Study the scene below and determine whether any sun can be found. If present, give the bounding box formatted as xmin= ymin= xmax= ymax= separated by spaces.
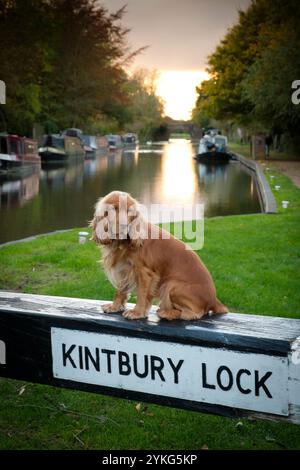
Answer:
xmin=156 ymin=70 xmax=210 ymax=121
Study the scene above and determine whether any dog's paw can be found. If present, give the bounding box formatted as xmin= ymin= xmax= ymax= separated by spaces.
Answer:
xmin=123 ymin=308 xmax=147 ymax=320
xmin=101 ymin=303 xmax=125 ymax=313
xmin=157 ymin=308 xmax=182 ymax=320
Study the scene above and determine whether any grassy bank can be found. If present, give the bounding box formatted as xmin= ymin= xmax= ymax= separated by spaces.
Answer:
xmin=0 ymin=169 xmax=300 ymax=449
xmin=229 ymin=141 xmax=300 ymax=161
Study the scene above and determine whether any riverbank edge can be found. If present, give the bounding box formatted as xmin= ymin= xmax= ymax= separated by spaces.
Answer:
xmin=232 ymin=153 xmax=277 ymax=214
xmin=0 ymin=229 xmax=72 ymax=249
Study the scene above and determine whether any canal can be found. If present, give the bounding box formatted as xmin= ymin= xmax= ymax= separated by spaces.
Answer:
xmin=0 ymin=139 xmax=261 ymax=244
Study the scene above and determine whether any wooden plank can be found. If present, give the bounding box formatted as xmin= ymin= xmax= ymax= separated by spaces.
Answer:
xmin=1 ymin=291 xmax=299 ymax=354
xmin=0 ymin=291 xmax=300 ymax=424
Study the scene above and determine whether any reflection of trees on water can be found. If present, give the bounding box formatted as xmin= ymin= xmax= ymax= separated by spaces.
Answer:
xmin=0 ymin=142 xmax=261 ymax=244
xmin=41 ymin=160 xmax=84 ymax=190
xmin=196 ymin=162 xmax=260 ymax=217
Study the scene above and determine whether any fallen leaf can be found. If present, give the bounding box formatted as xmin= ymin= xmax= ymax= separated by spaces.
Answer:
xmin=18 ymin=385 xmax=26 ymax=396
xmin=135 ymin=403 xmax=141 ymax=412
xmin=201 ymin=444 xmax=209 ymax=450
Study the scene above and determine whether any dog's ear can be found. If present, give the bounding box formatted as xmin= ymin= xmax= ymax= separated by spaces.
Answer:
xmin=89 ymin=215 xmax=112 ymax=245
xmin=89 ymin=217 xmax=98 ymax=242
xmin=128 ymin=204 xmax=147 ymax=248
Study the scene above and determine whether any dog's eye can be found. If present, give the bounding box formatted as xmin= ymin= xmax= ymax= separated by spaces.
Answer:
xmin=104 ymin=211 xmax=108 ymax=217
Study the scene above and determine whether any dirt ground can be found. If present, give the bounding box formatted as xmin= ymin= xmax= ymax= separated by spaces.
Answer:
xmin=261 ymin=161 xmax=300 ymax=189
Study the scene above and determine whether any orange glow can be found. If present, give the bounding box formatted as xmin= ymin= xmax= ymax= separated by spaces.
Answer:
xmin=156 ymin=70 xmax=209 ymax=121
xmin=160 ymin=139 xmax=197 ymax=204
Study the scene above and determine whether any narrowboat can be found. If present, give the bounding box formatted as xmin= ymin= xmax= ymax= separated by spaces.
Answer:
xmin=106 ymin=134 xmax=123 ymax=150
xmin=0 ymin=134 xmax=40 ymax=173
xmin=39 ymin=134 xmax=85 ymax=162
xmin=62 ymin=128 xmax=83 ymax=139
xmin=122 ymin=133 xmax=139 ymax=147
xmin=82 ymin=135 xmax=97 ymax=158
xmin=194 ymin=132 xmax=231 ymax=163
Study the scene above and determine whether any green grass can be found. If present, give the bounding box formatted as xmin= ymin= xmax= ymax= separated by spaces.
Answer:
xmin=0 ymin=169 xmax=300 ymax=449
xmin=229 ymin=142 xmax=251 ymax=158
xmin=170 ymin=133 xmax=191 ymax=139
xmin=229 ymin=141 xmax=300 ymax=161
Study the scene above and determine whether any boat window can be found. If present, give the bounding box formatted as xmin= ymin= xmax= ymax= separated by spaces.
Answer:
xmin=0 ymin=137 xmax=7 ymax=154
xmin=53 ymin=136 xmax=64 ymax=149
xmin=43 ymin=135 xmax=51 ymax=146
xmin=9 ymin=139 xmax=20 ymax=154
xmin=44 ymin=135 xmax=64 ymax=149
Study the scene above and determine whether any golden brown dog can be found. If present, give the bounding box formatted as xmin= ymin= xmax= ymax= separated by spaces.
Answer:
xmin=90 ymin=190 xmax=228 ymax=321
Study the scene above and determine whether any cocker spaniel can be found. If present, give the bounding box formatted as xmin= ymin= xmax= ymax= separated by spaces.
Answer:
xmin=90 ymin=190 xmax=228 ymax=321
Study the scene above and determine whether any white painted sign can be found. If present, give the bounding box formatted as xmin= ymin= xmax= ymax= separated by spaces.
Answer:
xmin=51 ymin=328 xmax=289 ymax=416
xmin=0 ymin=80 xmax=5 ymax=104
xmin=0 ymin=340 xmax=5 ymax=365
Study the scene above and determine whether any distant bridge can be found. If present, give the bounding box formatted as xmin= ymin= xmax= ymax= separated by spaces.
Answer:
xmin=166 ymin=120 xmax=202 ymax=139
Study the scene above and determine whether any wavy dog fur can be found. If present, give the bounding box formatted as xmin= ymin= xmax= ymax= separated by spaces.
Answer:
xmin=90 ymin=190 xmax=228 ymax=320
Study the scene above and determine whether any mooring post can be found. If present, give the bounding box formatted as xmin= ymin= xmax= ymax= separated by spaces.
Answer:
xmin=0 ymin=291 xmax=299 ymax=424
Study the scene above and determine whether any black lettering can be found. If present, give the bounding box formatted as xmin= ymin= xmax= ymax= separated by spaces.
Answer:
xmin=255 ymin=370 xmax=272 ymax=398
xmin=133 ymin=353 xmax=149 ymax=378
xmin=62 ymin=343 xmax=77 ymax=368
xmin=84 ymin=347 xmax=100 ymax=371
xmin=202 ymin=363 xmax=216 ymax=389
xmin=236 ymin=369 xmax=251 ymax=394
xmin=167 ymin=358 xmax=184 ymax=384
xmin=102 ymin=349 xmax=116 ymax=373
xmin=118 ymin=351 xmax=131 ymax=375
xmin=217 ymin=366 xmax=233 ymax=391
xmin=150 ymin=355 xmax=165 ymax=381
xmin=78 ymin=345 xmax=84 ymax=369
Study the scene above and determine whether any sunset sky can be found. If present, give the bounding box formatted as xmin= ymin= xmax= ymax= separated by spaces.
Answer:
xmin=102 ymin=0 xmax=252 ymax=120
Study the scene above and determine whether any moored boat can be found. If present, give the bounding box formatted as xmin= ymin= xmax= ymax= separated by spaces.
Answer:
xmin=194 ymin=132 xmax=231 ymax=163
xmin=106 ymin=134 xmax=123 ymax=150
xmin=39 ymin=134 xmax=85 ymax=162
xmin=122 ymin=133 xmax=139 ymax=147
xmin=0 ymin=134 xmax=40 ymax=173
xmin=82 ymin=135 xmax=97 ymax=158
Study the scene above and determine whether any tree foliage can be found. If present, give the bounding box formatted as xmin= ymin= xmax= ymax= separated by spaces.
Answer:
xmin=192 ymin=0 xmax=300 ymax=149
xmin=0 ymin=0 xmax=162 ymax=136
xmin=124 ymin=69 xmax=164 ymax=139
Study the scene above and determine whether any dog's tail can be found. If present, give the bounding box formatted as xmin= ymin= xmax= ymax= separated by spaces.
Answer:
xmin=212 ymin=299 xmax=229 ymax=314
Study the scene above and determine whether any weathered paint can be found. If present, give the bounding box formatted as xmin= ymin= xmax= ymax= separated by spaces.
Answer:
xmin=0 ymin=291 xmax=300 ymax=423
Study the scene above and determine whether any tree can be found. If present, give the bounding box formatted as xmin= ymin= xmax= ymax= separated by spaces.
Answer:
xmin=192 ymin=0 xmax=300 ymax=150
xmin=123 ymin=69 xmax=165 ymax=139
xmin=0 ymin=0 xmax=50 ymax=134
xmin=193 ymin=0 xmax=269 ymax=124
xmin=0 ymin=0 xmax=147 ymax=135
xmin=242 ymin=8 xmax=300 ymax=149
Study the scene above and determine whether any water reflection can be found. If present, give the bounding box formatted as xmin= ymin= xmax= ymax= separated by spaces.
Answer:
xmin=0 ymin=140 xmax=261 ymax=244
xmin=0 ymin=169 xmax=39 ymax=209
xmin=196 ymin=161 xmax=261 ymax=216
xmin=160 ymin=139 xmax=197 ymax=204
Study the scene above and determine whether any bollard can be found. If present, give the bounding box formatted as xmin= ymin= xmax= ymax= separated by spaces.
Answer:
xmin=78 ymin=231 xmax=89 ymax=244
